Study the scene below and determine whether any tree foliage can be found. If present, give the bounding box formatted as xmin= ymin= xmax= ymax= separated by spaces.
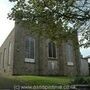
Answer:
xmin=8 ymin=0 xmax=90 ymax=47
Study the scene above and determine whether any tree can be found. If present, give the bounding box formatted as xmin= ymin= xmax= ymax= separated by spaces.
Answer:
xmin=8 ymin=0 xmax=90 ymax=47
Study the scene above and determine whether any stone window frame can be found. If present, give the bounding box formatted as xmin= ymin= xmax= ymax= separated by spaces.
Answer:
xmin=3 ymin=48 xmax=7 ymax=68
xmin=47 ymin=40 xmax=57 ymax=59
xmin=0 ymin=52 xmax=2 ymax=65
xmin=65 ymin=41 xmax=74 ymax=66
xmin=8 ymin=42 xmax=12 ymax=65
xmin=24 ymin=36 xmax=35 ymax=63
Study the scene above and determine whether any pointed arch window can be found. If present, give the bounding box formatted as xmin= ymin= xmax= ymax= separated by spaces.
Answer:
xmin=3 ymin=48 xmax=6 ymax=68
xmin=66 ymin=43 xmax=74 ymax=65
xmin=48 ymin=42 xmax=56 ymax=58
xmin=0 ymin=52 xmax=2 ymax=65
xmin=25 ymin=37 xmax=35 ymax=63
xmin=8 ymin=43 xmax=12 ymax=65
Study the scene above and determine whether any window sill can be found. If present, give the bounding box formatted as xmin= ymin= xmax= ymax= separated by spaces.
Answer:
xmin=67 ymin=62 xmax=74 ymax=66
xmin=25 ymin=58 xmax=35 ymax=63
xmin=48 ymin=57 xmax=57 ymax=60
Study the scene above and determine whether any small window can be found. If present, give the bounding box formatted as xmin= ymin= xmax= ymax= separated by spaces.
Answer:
xmin=25 ymin=37 xmax=35 ymax=63
xmin=8 ymin=43 xmax=12 ymax=65
xmin=3 ymin=48 xmax=7 ymax=68
xmin=0 ymin=52 xmax=2 ymax=65
xmin=66 ymin=43 xmax=74 ymax=65
xmin=48 ymin=42 xmax=56 ymax=58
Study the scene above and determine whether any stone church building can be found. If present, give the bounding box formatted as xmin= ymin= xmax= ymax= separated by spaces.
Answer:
xmin=0 ymin=23 xmax=80 ymax=76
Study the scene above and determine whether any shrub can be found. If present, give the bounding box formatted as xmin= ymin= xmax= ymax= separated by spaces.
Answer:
xmin=71 ymin=77 xmax=90 ymax=84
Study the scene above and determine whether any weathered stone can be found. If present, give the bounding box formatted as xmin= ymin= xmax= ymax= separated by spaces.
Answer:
xmin=0 ymin=23 xmax=80 ymax=76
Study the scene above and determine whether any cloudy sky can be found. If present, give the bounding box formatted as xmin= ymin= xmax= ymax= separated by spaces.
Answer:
xmin=0 ymin=0 xmax=90 ymax=58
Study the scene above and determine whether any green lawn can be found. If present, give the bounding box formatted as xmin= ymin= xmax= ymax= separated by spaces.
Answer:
xmin=0 ymin=76 xmax=72 ymax=89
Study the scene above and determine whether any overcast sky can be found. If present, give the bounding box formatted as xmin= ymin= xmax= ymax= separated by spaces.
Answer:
xmin=0 ymin=0 xmax=14 ymax=46
xmin=0 ymin=0 xmax=90 ymax=58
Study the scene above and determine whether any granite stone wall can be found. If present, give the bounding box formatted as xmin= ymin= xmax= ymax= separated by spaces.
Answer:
xmin=0 ymin=29 xmax=15 ymax=76
xmin=0 ymin=23 xmax=80 ymax=76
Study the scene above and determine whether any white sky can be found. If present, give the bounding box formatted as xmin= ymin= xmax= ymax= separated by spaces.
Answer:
xmin=0 ymin=0 xmax=14 ymax=46
xmin=0 ymin=0 xmax=90 ymax=59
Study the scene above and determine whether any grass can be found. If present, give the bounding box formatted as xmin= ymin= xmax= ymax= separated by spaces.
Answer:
xmin=0 ymin=76 xmax=72 ymax=89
